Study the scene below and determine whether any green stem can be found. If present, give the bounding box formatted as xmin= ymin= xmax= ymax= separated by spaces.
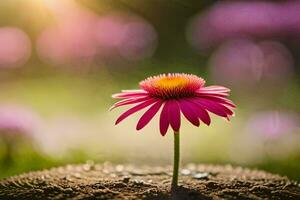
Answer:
xmin=172 ymin=130 xmax=180 ymax=190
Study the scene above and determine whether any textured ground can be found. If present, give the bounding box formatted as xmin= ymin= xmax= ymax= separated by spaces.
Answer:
xmin=0 ymin=162 xmax=300 ymax=200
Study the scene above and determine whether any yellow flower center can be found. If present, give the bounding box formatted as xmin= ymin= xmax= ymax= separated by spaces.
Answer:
xmin=140 ymin=73 xmax=205 ymax=99
xmin=155 ymin=77 xmax=189 ymax=90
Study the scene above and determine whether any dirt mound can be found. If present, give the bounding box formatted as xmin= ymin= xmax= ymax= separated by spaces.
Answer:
xmin=0 ymin=163 xmax=299 ymax=199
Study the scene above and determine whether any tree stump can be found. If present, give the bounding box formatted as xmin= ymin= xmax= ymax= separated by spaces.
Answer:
xmin=0 ymin=163 xmax=299 ymax=199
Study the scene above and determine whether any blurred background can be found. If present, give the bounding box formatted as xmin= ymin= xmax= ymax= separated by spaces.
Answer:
xmin=0 ymin=0 xmax=299 ymax=180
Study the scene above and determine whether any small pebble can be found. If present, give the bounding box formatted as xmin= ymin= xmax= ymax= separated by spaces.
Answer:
xmin=193 ymin=172 xmax=209 ymax=180
xmin=133 ymin=180 xmax=145 ymax=186
xmin=181 ymin=169 xmax=191 ymax=176
xmin=116 ymin=165 xmax=124 ymax=172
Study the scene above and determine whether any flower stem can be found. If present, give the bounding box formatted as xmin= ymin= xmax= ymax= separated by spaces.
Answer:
xmin=172 ymin=130 xmax=180 ymax=190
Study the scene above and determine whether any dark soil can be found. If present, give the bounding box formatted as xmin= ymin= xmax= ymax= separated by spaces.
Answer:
xmin=0 ymin=163 xmax=299 ymax=200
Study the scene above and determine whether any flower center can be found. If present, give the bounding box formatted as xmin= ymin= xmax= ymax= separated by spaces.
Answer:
xmin=140 ymin=73 xmax=205 ymax=99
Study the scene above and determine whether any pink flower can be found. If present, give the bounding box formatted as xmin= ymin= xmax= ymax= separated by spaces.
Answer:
xmin=111 ymin=73 xmax=236 ymax=136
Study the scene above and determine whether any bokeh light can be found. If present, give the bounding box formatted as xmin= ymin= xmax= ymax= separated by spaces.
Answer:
xmin=0 ymin=27 xmax=31 ymax=69
xmin=187 ymin=1 xmax=300 ymax=50
xmin=0 ymin=104 xmax=40 ymax=166
xmin=246 ymin=111 xmax=299 ymax=140
xmin=209 ymin=39 xmax=294 ymax=88
xmin=37 ymin=18 xmax=98 ymax=65
xmin=0 ymin=105 xmax=39 ymax=136
xmin=95 ymin=13 xmax=157 ymax=61
xmin=230 ymin=111 xmax=300 ymax=164
xmin=37 ymin=0 xmax=157 ymax=67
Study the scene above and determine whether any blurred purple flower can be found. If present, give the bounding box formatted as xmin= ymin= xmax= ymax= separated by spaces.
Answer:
xmin=188 ymin=1 xmax=300 ymax=50
xmin=230 ymin=111 xmax=300 ymax=163
xmin=0 ymin=27 xmax=31 ymax=69
xmin=95 ymin=14 xmax=157 ymax=61
xmin=209 ymin=39 xmax=293 ymax=87
xmin=246 ymin=111 xmax=300 ymax=139
xmin=0 ymin=105 xmax=38 ymax=136
xmin=37 ymin=1 xmax=157 ymax=66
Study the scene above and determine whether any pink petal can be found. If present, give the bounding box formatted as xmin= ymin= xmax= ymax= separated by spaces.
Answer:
xmin=121 ymin=89 xmax=146 ymax=93
xmin=196 ymin=96 xmax=236 ymax=108
xmin=115 ymin=98 xmax=157 ymax=125
xmin=195 ymin=98 xmax=233 ymax=118
xmin=168 ymin=100 xmax=181 ymax=131
xmin=136 ymin=100 xmax=163 ymax=130
xmin=196 ymin=106 xmax=211 ymax=125
xmin=194 ymin=99 xmax=226 ymax=117
xmin=187 ymin=100 xmax=211 ymax=125
xmin=196 ymin=91 xmax=229 ymax=97
xmin=205 ymin=99 xmax=234 ymax=116
xmin=112 ymin=90 xmax=148 ymax=99
xmin=110 ymin=96 xmax=151 ymax=110
xmin=200 ymin=86 xmax=230 ymax=92
xmin=160 ymin=102 xmax=170 ymax=136
xmin=196 ymin=86 xmax=230 ymax=97
xmin=178 ymin=100 xmax=200 ymax=127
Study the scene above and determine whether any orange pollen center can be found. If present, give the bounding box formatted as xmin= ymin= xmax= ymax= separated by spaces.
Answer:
xmin=140 ymin=73 xmax=205 ymax=99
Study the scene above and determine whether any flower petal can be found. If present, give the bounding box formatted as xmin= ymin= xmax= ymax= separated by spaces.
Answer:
xmin=195 ymin=98 xmax=234 ymax=118
xmin=115 ymin=98 xmax=157 ymax=125
xmin=196 ymin=91 xmax=229 ymax=97
xmin=196 ymin=86 xmax=230 ymax=97
xmin=112 ymin=90 xmax=148 ymax=99
xmin=200 ymin=85 xmax=230 ymax=92
xmin=110 ymin=96 xmax=151 ymax=110
xmin=203 ymin=99 xmax=234 ymax=116
xmin=187 ymin=100 xmax=211 ymax=125
xmin=121 ymin=89 xmax=146 ymax=93
xmin=196 ymin=96 xmax=236 ymax=108
xmin=168 ymin=100 xmax=181 ymax=131
xmin=160 ymin=102 xmax=170 ymax=136
xmin=136 ymin=100 xmax=163 ymax=130
xmin=178 ymin=100 xmax=200 ymax=127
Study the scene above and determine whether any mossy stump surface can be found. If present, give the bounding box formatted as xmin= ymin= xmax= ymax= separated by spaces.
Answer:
xmin=0 ymin=163 xmax=299 ymax=199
